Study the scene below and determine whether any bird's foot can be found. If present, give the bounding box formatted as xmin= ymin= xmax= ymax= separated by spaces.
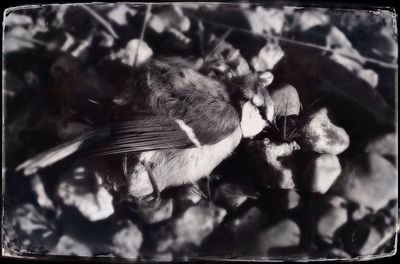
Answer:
xmin=137 ymin=192 xmax=162 ymax=211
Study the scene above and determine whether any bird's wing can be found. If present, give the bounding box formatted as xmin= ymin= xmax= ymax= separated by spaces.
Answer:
xmin=15 ymin=115 xmax=196 ymax=175
xmin=92 ymin=115 xmax=196 ymax=156
xmin=93 ymin=102 xmax=241 ymax=156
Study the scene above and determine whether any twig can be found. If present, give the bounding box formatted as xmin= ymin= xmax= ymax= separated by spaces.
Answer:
xmin=189 ymin=14 xmax=397 ymax=69
xmin=82 ymin=5 xmax=119 ymax=39
xmin=205 ymin=28 xmax=232 ymax=60
xmin=8 ymin=34 xmax=54 ymax=49
xmin=133 ymin=3 xmax=152 ymax=68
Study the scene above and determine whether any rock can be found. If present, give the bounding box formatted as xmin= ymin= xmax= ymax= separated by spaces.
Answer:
xmin=286 ymin=189 xmax=301 ymax=210
xmin=225 ymin=206 xmax=266 ymax=242
xmin=332 ymin=153 xmax=397 ymax=212
xmin=299 ymin=108 xmax=350 ymax=155
xmin=107 ymin=4 xmax=137 ymax=26
xmin=357 ymin=69 xmax=379 ymax=88
xmin=213 ymin=183 xmax=258 ymax=210
xmin=139 ymin=198 xmax=174 ymax=224
xmin=358 ymin=227 xmax=384 ymax=256
xmin=11 ymin=203 xmax=58 ymax=252
xmin=304 ymin=154 xmax=342 ymax=194
xmin=126 ymin=161 xmax=154 ymax=198
xmin=271 ymin=84 xmax=301 ymax=117
xmin=365 ymin=133 xmax=397 ymax=161
xmin=292 ymin=10 xmax=330 ymax=32
xmin=109 ymin=39 xmax=153 ymax=67
xmin=250 ymin=42 xmax=285 ymax=71
xmin=178 ymin=184 xmax=203 ymax=206
xmin=317 ymin=196 xmax=348 ymax=243
xmin=57 ymin=168 xmax=114 ymax=221
xmin=150 ymin=5 xmax=190 ymax=33
xmin=110 ymin=220 xmax=143 ymax=259
xmin=247 ymin=140 xmax=300 ymax=189
xmin=244 ymin=7 xmax=286 ymax=34
xmin=252 ymin=219 xmax=301 ymax=256
xmin=152 ymin=202 xmax=226 ymax=253
xmin=51 ymin=235 xmax=92 ymax=257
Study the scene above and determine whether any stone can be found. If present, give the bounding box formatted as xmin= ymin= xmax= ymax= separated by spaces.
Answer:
xmin=271 ymin=84 xmax=301 ymax=117
xmin=358 ymin=227 xmax=385 ymax=256
xmin=365 ymin=133 xmax=397 ymax=160
xmin=244 ymin=7 xmax=286 ymax=34
xmin=150 ymin=5 xmax=190 ymax=33
xmin=332 ymin=153 xmax=397 ymax=212
xmin=110 ymin=220 xmax=143 ymax=259
xmin=250 ymin=42 xmax=285 ymax=71
xmin=213 ymin=183 xmax=258 ymax=210
xmin=304 ymin=154 xmax=342 ymax=194
xmin=139 ymin=198 xmax=174 ymax=224
xmin=317 ymin=196 xmax=348 ymax=243
xmin=126 ymin=162 xmax=154 ymax=198
xmin=252 ymin=219 xmax=301 ymax=256
xmin=286 ymin=189 xmax=301 ymax=210
xmin=247 ymin=140 xmax=300 ymax=189
xmin=299 ymin=108 xmax=350 ymax=155
xmin=225 ymin=206 xmax=266 ymax=242
xmin=107 ymin=4 xmax=137 ymax=26
xmin=10 ymin=203 xmax=58 ymax=252
xmin=50 ymin=235 xmax=92 ymax=257
xmin=178 ymin=184 xmax=203 ymax=206
xmin=152 ymin=202 xmax=226 ymax=253
xmin=109 ymin=39 xmax=153 ymax=67
xmin=57 ymin=168 xmax=114 ymax=222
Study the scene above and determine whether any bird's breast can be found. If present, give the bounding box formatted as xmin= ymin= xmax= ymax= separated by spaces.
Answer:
xmin=140 ymin=127 xmax=242 ymax=191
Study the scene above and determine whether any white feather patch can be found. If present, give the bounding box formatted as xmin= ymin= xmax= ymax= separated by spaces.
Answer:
xmin=240 ymin=101 xmax=267 ymax=138
xmin=175 ymin=119 xmax=201 ymax=147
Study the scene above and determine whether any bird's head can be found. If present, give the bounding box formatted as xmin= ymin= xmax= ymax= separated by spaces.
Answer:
xmin=230 ymin=71 xmax=275 ymax=138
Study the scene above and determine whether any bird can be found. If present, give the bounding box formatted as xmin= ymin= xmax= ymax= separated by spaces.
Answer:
xmin=16 ymin=56 xmax=275 ymax=207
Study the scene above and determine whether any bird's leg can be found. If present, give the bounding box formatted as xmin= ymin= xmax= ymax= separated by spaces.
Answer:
xmin=205 ymin=176 xmax=212 ymax=201
xmin=137 ymin=162 xmax=161 ymax=209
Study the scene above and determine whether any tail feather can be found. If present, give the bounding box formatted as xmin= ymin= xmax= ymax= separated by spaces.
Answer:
xmin=16 ymin=129 xmax=105 ymax=176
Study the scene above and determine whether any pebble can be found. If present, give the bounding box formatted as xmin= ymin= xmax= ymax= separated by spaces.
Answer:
xmin=253 ymin=219 xmax=301 ymax=256
xmin=271 ymin=84 xmax=301 ymax=117
xmin=299 ymin=108 xmax=350 ymax=155
xmin=365 ymin=133 xmax=397 ymax=160
xmin=317 ymin=196 xmax=348 ymax=243
xmin=57 ymin=169 xmax=114 ymax=222
xmin=213 ymin=183 xmax=258 ymax=210
xmin=250 ymin=42 xmax=285 ymax=71
xmin=109 ymin=39 xmax=153 ymax=67
xmin=149 ymin=5 xmax=190 ymax=33
xmin=153 ymin=202 xmax=226 ymax=253
xmin=226 ymin=206 xmax=266 ymax=242
xmin=358 ymin=227 xmax=384 ymax=256
xmin=332 ymin=153 xmax=397 ymax=212
xmin=178 ymin=184 xmax=203 ymax=206
xmin=11 ymin=203 xmax=58 ymax=252
xmin=51 ymin=235 xmax=92 ymax=257
xmin=248 ymin=140 xmax=300 ymax=189
xmin=110 ymin=220 xmax=143 ymax=259
xmin=139 ymin=198 xmax=174 ymax=224
xmin=304 ymin=154 xmax=342 ymax=194
xmin=126 ymin=162 xmax=154 ymax=198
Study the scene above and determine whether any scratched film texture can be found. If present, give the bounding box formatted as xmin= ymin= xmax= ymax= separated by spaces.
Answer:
xmin=2 ymin=3 xmax=398 ymax=261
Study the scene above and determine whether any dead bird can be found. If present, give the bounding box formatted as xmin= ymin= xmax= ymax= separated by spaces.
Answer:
xmin=16 ymin=57 xmax=275 ymax=206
